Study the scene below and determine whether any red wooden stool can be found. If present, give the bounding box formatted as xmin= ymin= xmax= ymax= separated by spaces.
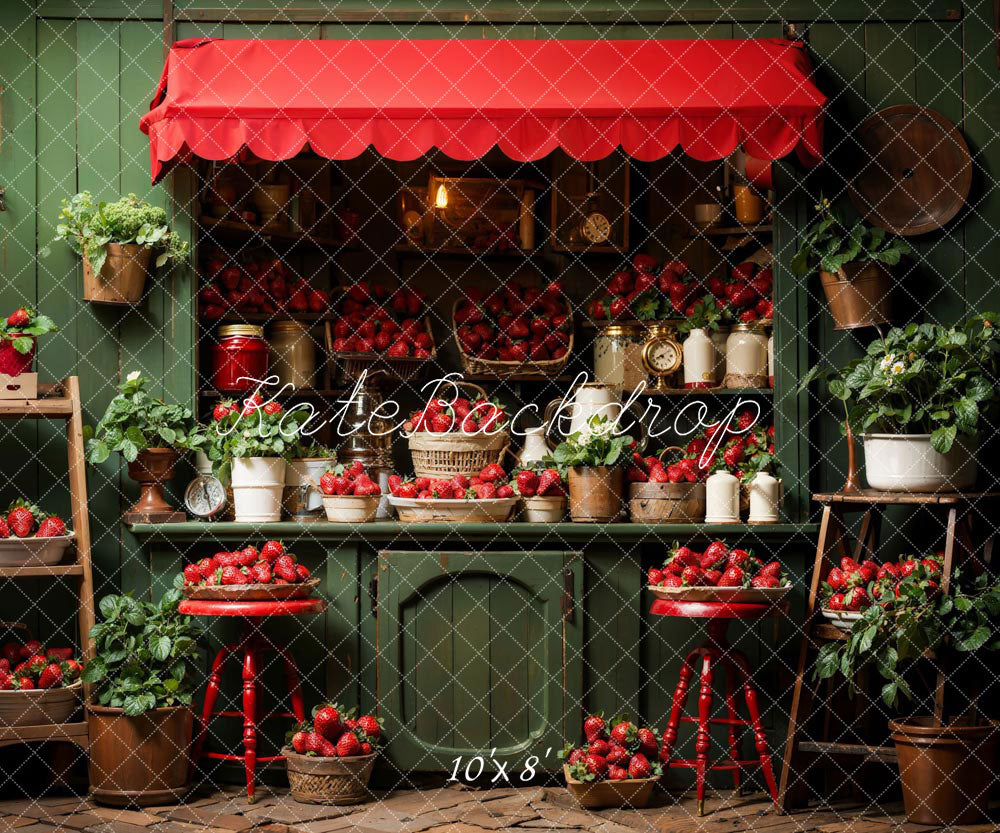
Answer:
xmin=180 ymin=598 xmax=326 ymax=802
xmin=651 ymin=599 xmax=785 ymax=815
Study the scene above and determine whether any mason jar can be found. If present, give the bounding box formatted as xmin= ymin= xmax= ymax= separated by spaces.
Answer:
xmin=593 ymin=324 xmax=646 ymax=391
xmin=725 ymin=323 xmax=768 ymax=388
xmin=269 ymin=320 xmax=316 ymax=390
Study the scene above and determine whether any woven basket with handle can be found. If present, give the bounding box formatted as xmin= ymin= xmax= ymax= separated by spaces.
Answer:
xmin=283 ymin=747 xmax=375 ymax=805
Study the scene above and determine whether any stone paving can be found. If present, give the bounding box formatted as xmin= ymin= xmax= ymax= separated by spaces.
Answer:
xmin=1 ymin=785 xmax=996 ymax=833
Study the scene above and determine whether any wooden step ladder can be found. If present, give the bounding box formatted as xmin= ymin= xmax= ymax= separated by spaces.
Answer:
xmin=0 ymin=377 xmax=96 ymax=751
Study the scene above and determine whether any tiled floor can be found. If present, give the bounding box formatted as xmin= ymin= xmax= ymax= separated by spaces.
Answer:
xmin=1 ymin=786 xmax=995 ymax=833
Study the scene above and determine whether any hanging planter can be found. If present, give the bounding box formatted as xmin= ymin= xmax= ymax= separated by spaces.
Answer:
xmin=819 ymin=261 xmax=892 ymax=330
xmin=45 ymin=192 xmax=189 ymax=307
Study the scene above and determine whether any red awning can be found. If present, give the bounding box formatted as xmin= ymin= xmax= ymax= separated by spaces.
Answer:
xmin=140 ymin=38 xmax=825 ymax=182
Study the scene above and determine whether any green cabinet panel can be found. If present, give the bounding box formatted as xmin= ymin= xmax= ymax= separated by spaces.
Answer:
xmin=376 ymin=550 xmax=581 ymax=771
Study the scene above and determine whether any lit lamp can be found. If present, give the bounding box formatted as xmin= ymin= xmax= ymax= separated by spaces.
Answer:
xmin=434 ymin=183 xmax=448 ymax=209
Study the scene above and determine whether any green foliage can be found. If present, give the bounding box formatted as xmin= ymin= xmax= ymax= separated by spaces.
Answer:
xmin=677 ymin=295 xmax=725 ymax=334
xmin=85 ymin=372 xmax=204 ymax=464
xmin=46 ymin=192 xmax=189 ymax=276
xmin=815 ymin=567 xmax=1000 ymax=709
xmin=0 ymin=306 xmax=59 ymax=354
xmin=801 ymin=315 xmax=1000 ymax=453
xmin=791 ymin=198 xmax=911 ymax=278
xmin=207 ymin=404 xmax=307 ymax=485
xmin=82 ymin=590 xmax=203 ymax=716
xmin=552 ymin=415 xmax=634 ymax=468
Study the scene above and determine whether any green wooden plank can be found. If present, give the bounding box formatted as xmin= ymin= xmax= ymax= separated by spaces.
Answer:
xmin=864 ymin=21 xmax=916 ymax=109
xmin=453 ymin=570 xmax=491 ymax=750
xmin=411 ymin=575 xmax=454 ymax=752
xmin=489 ymin=572 xmax=529 ymax=749
xmin=325 ymin=543 xmax=363 ymax=706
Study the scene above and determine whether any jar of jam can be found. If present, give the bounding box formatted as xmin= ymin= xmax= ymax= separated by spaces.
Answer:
xmin=211 ymin=325 xmax=269 ymax=393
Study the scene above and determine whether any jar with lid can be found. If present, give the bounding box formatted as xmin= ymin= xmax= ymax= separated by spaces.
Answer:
xmin=705 ymin=470 xmax=740 ymax=523
xmin=682 ymin=328 xmax=716 ymax=389
xmin=593 ymin=324 xmax=646 ymax=391
xmin=270 ymin=320 xmax=316 ymax=390
xmin=211 ymin=325 xmax=269 ymax=394
xmin=748 ymin=470 xmax=782 ymax=524
xmin=724 ymin=323 xmax=768 ymax=388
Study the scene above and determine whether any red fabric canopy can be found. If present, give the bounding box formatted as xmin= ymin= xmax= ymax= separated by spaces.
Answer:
xmin=140 ymin=38 xmax=825 ymax=182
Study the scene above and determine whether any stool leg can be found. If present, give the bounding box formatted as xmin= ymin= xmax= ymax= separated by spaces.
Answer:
xmin=696 ymin=652 xmax=713 ymax=816
xmin=734 ymin=652 xmax=779 ymax=809
xmin=242 ymin=646 xmax=259 ymax=803
xmin=280 ymin=647 xmax=306 ymax=724
xmin=192 ymin=644 xmax=233 ymax=766
xmin=661 ymin=650 xmax=698 ymax=764
xmin=724 ymin=658 xmax=742 ymax=795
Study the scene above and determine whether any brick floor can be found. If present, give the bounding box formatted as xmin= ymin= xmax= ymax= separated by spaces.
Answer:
xmin=0 ymin=787 xmax=992 ymax=833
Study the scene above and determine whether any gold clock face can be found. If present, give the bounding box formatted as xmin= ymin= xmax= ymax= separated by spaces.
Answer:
xmin=642 ymin=337 xmax=682 ymax=375
xmin=581 ymin=212 xmax=611 ymax=243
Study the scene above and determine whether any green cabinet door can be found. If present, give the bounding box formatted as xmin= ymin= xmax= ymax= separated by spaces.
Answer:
xmin=376 ymin=550 xmax=582 ymax=772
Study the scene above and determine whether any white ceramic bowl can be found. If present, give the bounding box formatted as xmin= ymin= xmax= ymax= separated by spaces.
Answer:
xmin=820 ymin=609 xmax=864 ymax=630
xmin=322 ymin=495 xmax=379 ymax=524
xmin=863 ymin=433 xmax=977 ymax=493
xmin=0 ymin=533 xmax=75 ymax=567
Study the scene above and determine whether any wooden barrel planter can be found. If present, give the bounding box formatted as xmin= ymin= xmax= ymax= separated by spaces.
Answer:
xmin=87 ymin=705 xmax=193 ymax=806
xmin=83 ymin=243 xmax=152 ymax=306
xmin=284 ymin=748 xmax=375 ymax=805
xmin=567 ymin=466 xmax=624 ymax=523
xmin=819 ymin=261 xmax=891 ymax=330
xmin=628 ymin=481 xmax=705 ymax=523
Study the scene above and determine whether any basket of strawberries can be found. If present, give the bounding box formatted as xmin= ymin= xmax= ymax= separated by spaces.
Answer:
xmin=647 ymin=542 xmax=792 ymax=603
xmin=0 ymin=500 xmax=74 ymax=567
xmin=513 ymin=467 xmax=567 ymax=522
xmin=284 ymin=704 xmax=381 ymax=805
xmin=452 ymin=280 xmax=573 ymax=379
xmin=386 ymin=464 xmax=518 ymax=523
xmin=0 ymin=307 xmax=59 ymax=400
xmin=318 ymin=462 xmax=382 ymax=523
xmin=561 ymin=714 xmax=662 ymax=808
xmin=0 ymin=635 xmax=84 ymax=726
xmin=179 ymin=540 xmax=318 ymax=601
xmin=405 ymin=383 xmax=510 ymax=481
xmin=626 ymin=447 xmax=707 ymax=523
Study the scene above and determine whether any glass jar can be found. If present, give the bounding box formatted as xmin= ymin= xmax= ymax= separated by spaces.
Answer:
xmin=725 ymin=323 xmax=768 ymax=388
xmin=593 ymin=324 xmax=646 ymax=391
xmin=211 ymin=325 xmax=268 ymax=393
xmin=269 ymin=320 xmax=316 ymax=390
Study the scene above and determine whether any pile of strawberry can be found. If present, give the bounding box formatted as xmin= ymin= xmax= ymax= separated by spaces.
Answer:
xmin=388 ymin=464 xmax=520 ymax=500
xmin=404 ymin=394 xmax=508 ymax=435
xmin=588 ymin=256 xmax=697 ymax=322
xmin=512 ymin=467 xmax=566 ymax=498
xmin=199 ymin=252 xmax=329 ymax=320
xmin=211 ymin=393 xmax=283 ymax=422
xmin=626 ymin=451 xmax=708 ymax=485
xmin=823 ymin=554 xmax=943 ymax=613
xmin=0 ymin=499 xmax=68 ymax=539
xmin=561 ymin=714 xmax=663 ymax=783
xmin=711 ymin=261 xmax=773 ymax=324
xmin=181 ymin=540 xmax=311 ymax=587
xmin=329 ymin=282 xmax=432 ymax=359
xmin=319 ymin=462 xmax=382 ymax=498
xmin=0 ymin=639 xmax=83 ymax=691
xmin=648 ymin=542 xmax=790 ymax=589
xmin=453 ymin=280 xmax=570 ymax=363
xmin=290 ymin=704 xmax=381 ymax=758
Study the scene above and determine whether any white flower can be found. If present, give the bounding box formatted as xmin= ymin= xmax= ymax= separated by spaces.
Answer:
xmin=126 ymin=370 xmax=141 ymax=382
xmin=879 ymin=355 xmax=893 ymax=372
xmin=891 ymin=361 xmax=905 ymax=375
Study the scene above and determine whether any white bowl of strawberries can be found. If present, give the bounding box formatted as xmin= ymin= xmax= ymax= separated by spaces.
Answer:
xmin=318 ymin=462 xmax=382 ymax=524
xmin=387 ymin=465 xmax=518 ymax=523
xmin=181 ymin=540 xmax=318 ymax=600
xmin=647 ymin=542 xmax=792 ymax=602
xmin=0 ymin=639 xmax=84 ymax=726
xmin=514 ymin=468 xmax=567 ymax=522
xmin=0 ymin=501 xmax=74 ymax=567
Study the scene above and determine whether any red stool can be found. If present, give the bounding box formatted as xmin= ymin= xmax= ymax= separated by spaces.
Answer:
xmin=180 ymin=598 xmax=326 ymax=802
xmin=651 ymin=599 xmax=784 ymax=815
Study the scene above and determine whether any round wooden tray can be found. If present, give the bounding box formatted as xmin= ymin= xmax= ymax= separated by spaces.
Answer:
xmin=646 ymin=584 xmax=791 ymax=603
xmin=182 ymin=577 xmax=319 ymax=601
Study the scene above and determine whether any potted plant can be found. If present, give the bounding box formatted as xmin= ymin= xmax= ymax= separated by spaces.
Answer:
xmin=207 ymin=396 xmax=305 ymax=523
xmin=46 ymin=192 xmax=189 ymax=305
xmin=678 ymin=295 xmax=726 ymax=388
xmin=85 ymin=372 xmax=204 ymax=521
xmin=814 ymin=560 xmax=1000 ymax=825
xmin=82 ymin=590 xmax=203 ymax=806
xmin=803 ymin=314 xmax=999 ymax=492
xmin=0 ymin=307 xmax=59 ymax=398
xmin=791 ymin=198 xmax=911 ymax=330
xmin=552 ymin=416 xmax=633 ymax=523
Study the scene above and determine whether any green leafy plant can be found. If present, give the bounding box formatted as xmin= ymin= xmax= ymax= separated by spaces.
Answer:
xmin=0 ymin=307 xmax=59 ymax=355
xmin=791 ymin=198 xmax=911 ymax=278
xmin=82 ymin=589 xmax=203 ymax=716
xmin=46 ymin=192 xmax=189 ymax=276
xmin=291 ymin=441 xmax=334 ymax=460
xmin=552 ymin=415 xmax=634 ymax=468
xmin=677 ymin=295 xmax=725 ymax=334
xmin=85 ymin=372 xmax=204 ymax=464
xmin=815 ymin=565 xmax=1000 ymax=709
xmin=801 ymin=315 xmax=1000 ymax=453
xmin=207 ymin=401 xmax=306 ymax=484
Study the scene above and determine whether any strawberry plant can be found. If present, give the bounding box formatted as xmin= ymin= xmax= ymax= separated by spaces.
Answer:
xmin=206 ymin=397 xmax=306 ymax=484
xmin=82 ymin=590 xmax=203 ymax=716
xmin=552 ymin=416 xmax=634 ymax=468
xmin=0 ymin=307 xmax=58 ymax=377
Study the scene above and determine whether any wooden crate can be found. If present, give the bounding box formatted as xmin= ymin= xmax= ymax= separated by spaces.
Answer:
xmin=0 ymin=373 xmax=38 ymax=400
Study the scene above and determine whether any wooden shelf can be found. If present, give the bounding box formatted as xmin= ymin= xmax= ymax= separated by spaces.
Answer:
xmin=393 ymin=244 xmax=544 ymax=259
xmin=0 ymin=382 xmax=74 ymax=419
xmin=199 ymin=311 xmax=333 ymax=326
xmin=0 ymin=563 xmax=84 ymax=578
xmin=813 ymin=490 xmax=1000 ymax=506
xmin=644 ymin=387 xmax=773 ymax=397
xmin=197 ymin=388 xmax=344 ymax=400
xmin=198 ymin=215 xmax=356 ymax=251
xmin=797 ymin=741 xmax=897 ymax=763
xmin=687 ymin=223 xmax=773 ymax=237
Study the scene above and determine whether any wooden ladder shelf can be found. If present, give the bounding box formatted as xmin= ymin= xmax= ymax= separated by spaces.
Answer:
xmin=776 ymin=489 xmax=998 ymax=811
xmin=0 ymin=377 xmax=95 ymax=750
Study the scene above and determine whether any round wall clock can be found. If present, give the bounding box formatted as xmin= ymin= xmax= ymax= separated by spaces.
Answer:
xmin=580 ymin=212 xmax=611 ymax=244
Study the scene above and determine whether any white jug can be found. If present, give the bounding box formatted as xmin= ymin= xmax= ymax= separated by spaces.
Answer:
xmin=518 ymin=426 xmax=550 ymax=468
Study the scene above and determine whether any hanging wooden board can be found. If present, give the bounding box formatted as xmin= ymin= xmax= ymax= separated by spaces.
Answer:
xmin=848 ymin=105 xmax=972 ymax=236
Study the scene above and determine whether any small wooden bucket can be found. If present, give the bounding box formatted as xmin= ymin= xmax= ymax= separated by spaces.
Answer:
xmin=284 ymin=748 xmax=375 ymax=805
xmin=568 ymin=466 xmax=624 ymax=523
xmin=628 ymin=446 xmax=706 ymax=523
xmin=83 ymin=243 xmax=151 ymax=305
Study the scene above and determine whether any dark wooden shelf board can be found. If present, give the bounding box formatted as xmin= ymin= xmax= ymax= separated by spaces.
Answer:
xmin=198 ymin=216 xmax=356 ymax=251
xmin=0 ymin=720 xmax=88 ymax=748
xmin=797 ymin=741 xmax=897 ymax=763
xmin=0 ymin=382 xmax=74 ymax=419
xmin=687 ymin=223 xmax=773 ymax=237
xmin=392 ymin=244 xmax=544 ymax=259
xmin=197 ymin=388 xmax=345 ymax=399
xmin=0 ymin=563 xmax=84 ymax=578
xmin=813 ymin=490 xmax=1000 ymax=506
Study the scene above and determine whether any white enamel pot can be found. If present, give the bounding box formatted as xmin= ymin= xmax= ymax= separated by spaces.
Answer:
xmin=863 ymin=433 xmax=977 ymax=493
xmin=231 ymin=457 xmax=287 ymax=522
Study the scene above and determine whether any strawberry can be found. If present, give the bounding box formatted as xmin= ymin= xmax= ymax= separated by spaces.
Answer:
xmin=249 ymin=562 xmax=272 ymax=584
xmin=35 ymin=516 xmax=66 ymax=538
xmin=6 ymin=502 xmax=36 ymax=538
xmin=357 ymin=715 xmax=380 ymax=739
xmin=319 ymin=472 xmax=337 ymax=495
xmin=20 ymin=640 xmax=43 ymax=659
xmin=826 ymin=567 xmax=846 ymax=591
xmin=314 ymin=706 xmax=343 ymax=740
xmin=14 ymin=676 xmax=34 ymax=690
xmin=608 ymin=765 xmax=628 ymax=781
xmin=361 ymin=742 xmax=373 ymax=755
xmin=669 ymin=546 xmax=701 ymax=569
xmin=183 ymin=564 xmax=202 ymax=585
xmin=0 ymin=643 xmax=19 ymax=664
xmin=24 ymin=654 xmax=48 ymax=675
xmin=606 ymin=744 xmax=629 ymax=766
xmin=479 ymin=463 xmax=505 ymax=483
xmin=584 ymin=714 xmax=607 ymax=741
xmin=0 ymin=673 xmax=11 ymax=691
xmin=295 ymin=564 xmax=311 ymax=581
xmin=262 ymin=402 xmax=282 ymax=416
xmin=516 ymin=470 xmax=539 ymax=496
xmin=0 ymin=519 xmax=8 ymax=539
xmin=876 ymin=563 xmax=900 ymax=581
xmin=647 ymin=568 xmax=664 ymax=585
xmin=336 ymin=732 xmax=362 ymax=757
xmin=844 ymin=586 xmax=869 ymax=611
xmin=536 ymin=469 xmax=562 ymax=495
xmin=317 ymin=739 xmax=338 ymax=757
xmin=750 ymin=575 xmax=780 ymax=589
xmin=495 ymin=485 xmax=515 ymax=499
xmin=387 ymin=475 xmax=403 ymax=495
xmin=704 ymin=570 xmax=722 ymax=586
xmin=291 ymin=731 xmax=310 ymax=754
xmin=636 ymin=728 xmax=658 ymax=758
xmin=221 ymin=566 xmax=248 ymax=585
xmin=584 ymin=753 xmax=608 ymax=778
xmin=628 ymin=753 xmax=653 ymax=779
xmin=759 ymin=561 xmax=782 ymax=578
xmin=37 ymin=663 xmax=62 ymax=689
xmin=60 ymin=659 xmax=82 ymax=681
xmin=610 ymin=721 xmax=638 ymax=749
xmin=827 ymin=593 xmax=845 ymax=611
xmin=273 ymin=555 xmax=297 ymax=583
xmin=6 ymin=309 xmax=30 ymax=329
xmin=567 ymin=748 xmax=586 ymax=766
xmin=302 ymin=732 xmax=326 ymax=754
xmin=353 ymin=477 xmax=381 ymax=497
xmin=397 ymin=482 xmax=419 ymax=499
xmin=661 ymin=574 xmax=683 ymax=588
xmin=588 ymin=738 xmax=610 ymax=757
xmin=473 ymin=483 xmax=497 ymax=500
xmin=261 ymin=540 xmax=284 ymax=562
xmin=727 ymin=548 xmax=751 ymax=567
xmin=718 ymin=566 xmax=745 ymax=587
xmin=429 ymin=413 xmax=453 ymax=433
xmin=681 ymin=566 xmax=706 ymax=586
xmin=626 ymin=465 xmax=648 ymax=483
xmin=239 ymin=546 xmax=259 ymax=565
xmin=700 ymin=550 xmax=726 ymax=571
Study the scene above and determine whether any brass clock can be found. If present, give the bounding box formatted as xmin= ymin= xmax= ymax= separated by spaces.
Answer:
xmin=641 ymin=324 xmax=683 ymax=392
xmin=580 ymin=211 xmax=612 ymax=244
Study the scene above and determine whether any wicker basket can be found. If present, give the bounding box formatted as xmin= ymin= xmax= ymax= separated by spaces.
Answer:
xmin=0 ymin=680 xmax=82 ymax=727
xmin=452 ymin=300 xmax=573 ymax=378
xmin=325 ymin=318 xmax=436 ymax=385
xmin=283 ymin=747 xmax=375 ymax=805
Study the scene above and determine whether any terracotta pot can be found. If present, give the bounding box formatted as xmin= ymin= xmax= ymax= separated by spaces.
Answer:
xmin=819 ymin=261 xmax=891 ymax=330
xmin=83 ymin=243 xmax=152 ymax=306
xmin=568 ymin=466 xmax=624 ymax=523
xmin=126 ymin=448 xmax=180 ymax=518
xmin=87 ymin=704 xmax=193 ymax=806
xmin=889 ymin=718 xmax=998 ymax=825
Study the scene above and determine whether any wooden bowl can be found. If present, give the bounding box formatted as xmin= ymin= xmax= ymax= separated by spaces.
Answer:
xmin=0 ymin=680 xmax=82 ymax=726
xmin=0 ymin=533 xmax=75 ymax=567
xmin=388 ymin=496 xmax=517 ymax=524
xmin=283 ymin=747 xmax=375 ymax=805
xmin=563 ymin=765 xmax=658 ymax=809
xmin=646 ymin=584 xmax=791 ymax=604
xmin=182 ymin=578 xmax=320 ymax=601
xmin=322 ymin=495 xmax=379 ymax=524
